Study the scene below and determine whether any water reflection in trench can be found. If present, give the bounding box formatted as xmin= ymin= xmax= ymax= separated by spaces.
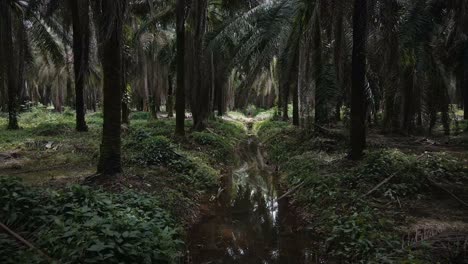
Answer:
xmin=188 ymin=136 xmax=316 ymax=264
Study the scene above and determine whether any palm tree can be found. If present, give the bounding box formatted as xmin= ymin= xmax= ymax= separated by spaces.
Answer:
xmin=0 ymin=0 xmax=24 ymax=130
xmin=186 ymin=0 xmax=210 ymax=131
xmin=95 ymin=0 xmax=127 ymax=175
xmin=175 ymin=0 xmax=186 ymax=136
xmin=71 ymin=0 xmax=90 ymax=131
xmin=349 ymin=0 xmax=368 ymax=160
xmin=46 ymin=0 xmax=101 ymax=124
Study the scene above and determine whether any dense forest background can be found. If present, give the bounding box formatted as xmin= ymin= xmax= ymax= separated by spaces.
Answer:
xmin=1 ymin=0 xmax=467 ymax=158
xmin=0 ymin=0 xmax=467 ymax=263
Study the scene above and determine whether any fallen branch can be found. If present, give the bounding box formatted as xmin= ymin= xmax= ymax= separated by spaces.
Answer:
xmin=0 ymin=222 xmax=54 ymax=262
xmin=277 ymin=181 xmax=305 ymax=201
xmin=426 ymin=177 xmax=468 ymax=208
xmin=363 ymin=171 xmax=399 ymax=197
xmin=313 ymin=124 xmax=346 ymax=140
xmin=3 ymin=164 xmax=71 ymax=176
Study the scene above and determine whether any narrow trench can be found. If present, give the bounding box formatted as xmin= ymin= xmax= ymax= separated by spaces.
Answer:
xmin=187 ymin=123 xmax=316 ymax=264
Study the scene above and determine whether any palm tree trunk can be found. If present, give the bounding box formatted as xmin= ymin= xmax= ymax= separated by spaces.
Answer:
xmin=292 ymin=80 xmax=299 ymax=126
xmin=334 ymin=6 xmax=345 ymax=122
xmin=217 ymin=81 xmax=224 ymax=117
xmin=463 ymin=54 xmax=468 ymax=120
xmin=187 ymin=0 xmax=209 ymax=131
xmin=175 ymin=0 xmax=186 ymax=136
xmin=350 ymin=0 xmax=368 ymax=160
xmin=71 ymin=0 xmax=90 ymax=132
xmin=5 ymin=4 xmax=20 ymax=130
xmin=167 ymin=74 xmax=174 ymax=117
xmin=97 ymin=0 xmax=125 ymax=175
xmin=282 ymin=74 xmax=289 ymax=121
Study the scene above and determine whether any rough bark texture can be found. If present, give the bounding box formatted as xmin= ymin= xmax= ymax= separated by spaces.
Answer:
xmin=464 ymin=58 xmax=468 ymax=120
xmin=292 ymin=80 xmax=299 ymax=126
xmin=167 ymin=74 xmax=174 ymax=117
xmin=333 ymin=6 xmax=345 ymax=122
xmin=350 ymin=0 xmax=368 ymax=160
xmin=282 ymin=70 xmax=290 ymax=121
xmin=175 ymin=0 xmax=186 ymax=136
xmin=97 ymin=0 xmax=125 ymax=175
xmin=187 ymin=0 xmax=209 ymax=131
xmin=71 ymin=0 xmax=90 ymax=132
xmin=4 ymin=4 xmax=21 ymax=130
xmin=381 ymin=0 xmax=400 ymax=133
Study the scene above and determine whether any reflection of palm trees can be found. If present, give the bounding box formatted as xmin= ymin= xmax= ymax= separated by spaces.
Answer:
xmin=190 ymin=136 xmax=312 ymax=263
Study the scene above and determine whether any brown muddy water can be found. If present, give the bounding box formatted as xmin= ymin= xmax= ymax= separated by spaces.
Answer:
xmin=187 ymin=136 xmax=318 ymax=264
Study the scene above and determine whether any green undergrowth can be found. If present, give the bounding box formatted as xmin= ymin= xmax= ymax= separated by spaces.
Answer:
xmin=0 ymin=108 xmax=246 ymax=263
xmin=257 ymin=119 xmax=468 ymax=263
xmin=0 ymin=178 xmax=182 ymax=264
xmin=255 ymin=120 xmax=345 ymax=163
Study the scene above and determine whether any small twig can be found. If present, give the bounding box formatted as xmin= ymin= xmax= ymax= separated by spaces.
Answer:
xmin=396 ymin=196 xmax=402 ymax=208
xmin=426 ymin=177 xmax=468 ymax=208
xmin=0 ymin=222 xmax=54 ymax=262
xmin=277 ymin=181 xmax=305 ymax=201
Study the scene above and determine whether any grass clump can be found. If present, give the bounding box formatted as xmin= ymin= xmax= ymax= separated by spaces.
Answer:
xmin=0 ymin=178 xmax=183 ymax=264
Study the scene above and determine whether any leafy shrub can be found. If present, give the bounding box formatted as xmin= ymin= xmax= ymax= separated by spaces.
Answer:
xmin=130 ymin=112 xmax=150 ymax=120
xmin=125 ymin=128 xmax=180 ymax=167
xmin=191 ymin=132 xmax=234 ymax=163
xmin=145 ymin=120 xmax=176 ymax=138
xmin=419 ymin=152 xmax=467 ymax=181
xmin=187 ymin=156 xmax=218 ymax=189
xmin=125 ymin=128 xmax=219 ymax=191
xmin=87 ymin=112 xmax=103 ymax=125
xmin=325 ymin=206 xmax=402 ymax=263
xmin=348 ymin=150 xmax=427 ymax=198
xmin=283 ymin=152 xmax=323 ymax=183
xmin=208 ymin=119 xmax=245 ymax=142
xmin=0 ymin=178 xmax=183 ymax=264
xmin=254 ymin=120 xmax=290 ymax=140
xmin=136 ymin=136 xmax=178 ymax=166
xmin=345 ymin=150 xmax=467 ymax=199
xmin=34 ymin=122 xmax=74 ymax=136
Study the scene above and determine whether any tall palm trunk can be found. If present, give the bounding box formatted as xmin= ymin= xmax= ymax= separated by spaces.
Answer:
xmin=350 ymin=0 xmax=368 ymax=160
xmin=187 ymin=0 xmax=209 ymax=131
xmin=381 ymin=0 xmax=400 ymax=132
xmin=167 ymin=74 xmax=174 ymax=117
xmin=71 ymin=0 xmax=90 ymax=131
xmin=97 ymin=0 xmax=125 ymax=175
xmin=4 ymin=3 xmax=21 ymax=130
xmin=122 ymin=59 xmax=130 ymax=125
xmin=463 ymin=58 xmax=468 ymax=120
xmin=282 ymin=70 xmax=290 ymax=121
xmin=292 ymin=79 xmax=299 ymax=126
xmin=334 ymin=6 xmax=345 ymax=122
xmin=175 ymin=0 xmax=186 ymax=136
